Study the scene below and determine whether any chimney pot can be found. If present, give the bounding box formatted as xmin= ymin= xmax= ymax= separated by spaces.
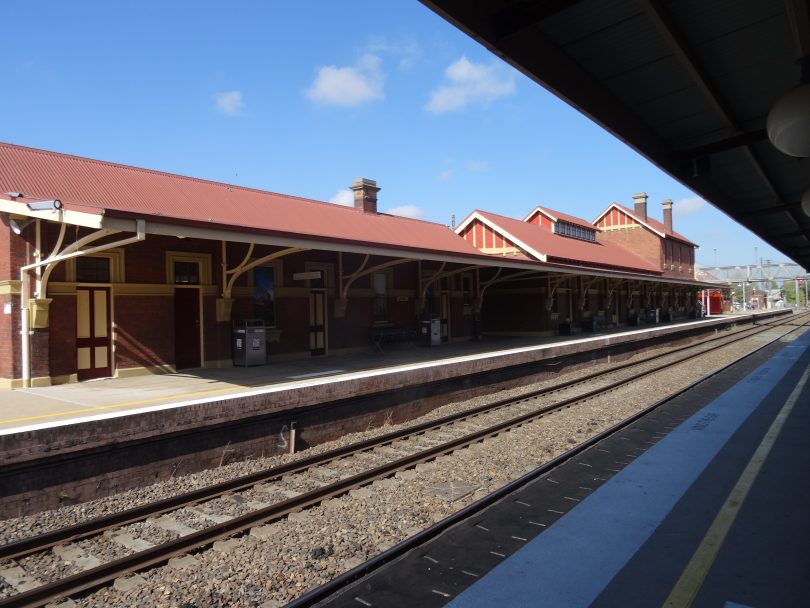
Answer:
xmin=632 ymin=192 xmax=648 ymax=221
xmin=662 ymin=198 xmax=673 ymax=233
xmin=350 ymin=178 xmax=380 ymax=214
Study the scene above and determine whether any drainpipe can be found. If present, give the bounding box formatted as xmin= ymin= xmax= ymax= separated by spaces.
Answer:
xmin=19 ymin=219 xmax=146 ymax=388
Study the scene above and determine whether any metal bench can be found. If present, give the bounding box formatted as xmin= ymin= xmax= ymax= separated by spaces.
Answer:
xmin=371 ymin=325 xmax=416 ymax=352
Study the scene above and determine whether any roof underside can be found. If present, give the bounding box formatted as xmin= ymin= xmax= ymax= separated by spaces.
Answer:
xmin=420 ymin=0 xmax=810 ymax=270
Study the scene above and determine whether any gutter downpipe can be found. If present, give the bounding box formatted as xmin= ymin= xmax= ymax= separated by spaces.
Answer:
xmin=19 ymin=219 xmax=146 ymax=388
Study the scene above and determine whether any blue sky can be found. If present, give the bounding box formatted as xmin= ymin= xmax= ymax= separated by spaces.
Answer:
xmin=0 ymin=0 xmax=788 ymax=268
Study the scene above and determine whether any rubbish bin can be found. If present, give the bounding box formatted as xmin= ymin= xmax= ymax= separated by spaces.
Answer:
xmin=430 ymin=317 xmax=441 ymax=346
xmin=233 ymin=319 xmax=266 ymax=366
xmin=419 ymin=318 xmax=442 ymax=346
xmin=558 ymin=322 xmax=572 ymax=336
xmin=418 ymin=320 xmax=432 ymax=346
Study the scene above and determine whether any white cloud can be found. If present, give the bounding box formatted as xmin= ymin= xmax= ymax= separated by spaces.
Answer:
xmin=367 ymin=37 xmax=421 ymax=70
xmin=673 ymin=196 xmax=707 ymax=215
xmin=215 ymin=91 xmax=245 ymax=116
xmin=436 ymin=169 xmax=453 ymax=182
xmin=465 ymin=159 xmax=490 ymax=173
xmin=305 ymin=54 xmax=384 ymax=106
xmin=426 ymin=56 xmax=516 ymax=113
xmin=329 ymin=189 xmax=354 ymax=206
xmin=386 ymin=205 xmax=423 ymax=219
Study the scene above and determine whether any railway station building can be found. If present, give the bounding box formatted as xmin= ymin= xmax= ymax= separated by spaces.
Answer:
xmin=0 ymin=142 xmax=704 ymax=388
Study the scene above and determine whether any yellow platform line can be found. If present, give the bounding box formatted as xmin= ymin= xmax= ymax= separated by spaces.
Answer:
xmin=663 ymin=363 xmax=810 ymax=607
xmin=0 ymin=384 xmax=254 ymax=426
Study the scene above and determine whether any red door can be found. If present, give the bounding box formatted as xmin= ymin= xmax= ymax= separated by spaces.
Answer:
xmin=76 ymin=286 xmax=112 ymax=380
xmin=174 ymin=287 xmax=201 ymax=369
xmin=440 ymin=291 xmax=450 ymax=342
xmin=309 ymin=290 xmax=326 ymax=356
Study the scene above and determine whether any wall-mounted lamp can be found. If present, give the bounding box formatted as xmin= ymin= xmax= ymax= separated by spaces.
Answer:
xmin=766 ymin=58 xmax=810 ymax=157
xmin=26 ymin=199 xmax=62 ymax=211
xmin=5 ymin=191 xmax=23 ymax=199
xmin=9 ymin=218 xmax=35 ymax=235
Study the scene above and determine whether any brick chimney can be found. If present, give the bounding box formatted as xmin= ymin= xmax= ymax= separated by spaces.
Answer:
xmin=351 ymin=178 xmax=380 ymax=214
xmin=632 ymin=192 xmax=648 ymax=221
xmin=662 ymin=198 xmax=673 ymax=233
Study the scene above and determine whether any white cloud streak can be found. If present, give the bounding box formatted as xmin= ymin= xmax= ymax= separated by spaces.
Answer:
xmin=673 ymin=196 xmax=707 ymax=215
xmin=385 ymin=205 xmax=423 ymax=219
xmin=215 ymin=91 xmax=245 ymax=116
xmin=305 ymin=54 xmax=384 ymax=106
xmin=367 ymin=37 xmax=421 ymax=70
xmin=465 ymin=159 xmax=490 ymax=173
xmin=436 ymin=169 xmax=453 ymax=182
xmin=426 ymin=56 xmax=516 ymax=113
xmin=329 ymin=189 xmax=354 ymax=206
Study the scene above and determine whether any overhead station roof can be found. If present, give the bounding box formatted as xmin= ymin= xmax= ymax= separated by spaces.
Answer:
xmin=420 ymin=0 xmax=810 ymax=270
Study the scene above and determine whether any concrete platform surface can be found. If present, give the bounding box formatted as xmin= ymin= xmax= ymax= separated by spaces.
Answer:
xmin=0 ymin=312 xmax=777 ymax=435
xmin=447 ymin=331 xmax=810 ymax=608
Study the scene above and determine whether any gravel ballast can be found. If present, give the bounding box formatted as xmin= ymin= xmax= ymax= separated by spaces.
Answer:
xmin=0 ymin=321 xmax=805 ymax=606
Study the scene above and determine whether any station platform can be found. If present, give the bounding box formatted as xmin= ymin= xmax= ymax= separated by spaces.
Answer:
xmin=316 ymin=319 xmax=810 ymax=608
xmin=0 ymin=311 xmax=785 ymax=437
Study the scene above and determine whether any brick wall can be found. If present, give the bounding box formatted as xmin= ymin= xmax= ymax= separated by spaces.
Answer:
xmin=598 ymin=226 xmax=661 ymax=268
xmin=49 ymin=294 xmax=76 ymax=377
xmin=0 ymin=213 xmax=31 ymax=381
xmin=660 ymin=240 xmax=695 ymax=279
xmin=114 ymin=295 xmax=174 ymax=370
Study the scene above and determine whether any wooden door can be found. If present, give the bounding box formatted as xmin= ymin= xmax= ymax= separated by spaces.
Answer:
xmin=76 ymin=286 xmax=112 ymax=380
xmin=174 ymin=287 xmax=201 ymax=369
xmin=309 ymin=290 xmax=326 ymax=356
xmin=440 ymin=291 xmax=450 ymax=342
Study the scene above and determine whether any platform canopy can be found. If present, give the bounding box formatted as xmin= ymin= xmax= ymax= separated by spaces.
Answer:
xmin=420 ymin=0 xmax=810 ymax=271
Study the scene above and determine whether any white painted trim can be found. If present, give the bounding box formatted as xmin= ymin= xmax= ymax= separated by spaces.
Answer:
xmin=0 ymin=198 xmax=105 ymax=229
xmin=592 ymin=203 xmax=666 ymax=238
xmin=522 ymin=205 xmax=557 ymax=224
xmin=453 ymin=211 xmax=548 ymax=262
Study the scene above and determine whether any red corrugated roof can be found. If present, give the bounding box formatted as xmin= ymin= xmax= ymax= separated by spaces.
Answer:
xmin=527 ymin=205 xmax=596 ymax=230
xmin=0 ymin=142 xmax=486 ymax=259
xmin=596 ymin=203 xmax=696 ymax=246
xmin=472 ymin=210 xmax=662 ymax=273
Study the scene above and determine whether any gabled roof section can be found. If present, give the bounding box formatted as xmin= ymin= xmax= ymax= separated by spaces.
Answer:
xmin=593 ymin=202 xmax=696 ymax=246
xmin=455 ymin=211 xmax=548 ymax=261
xmin=0 ymin=142 xmax=485 ymax=260
xmin=459 ymin=209 xmax=661 ymax=274
xmin=524 ymin=205 xmax=596 ymax=231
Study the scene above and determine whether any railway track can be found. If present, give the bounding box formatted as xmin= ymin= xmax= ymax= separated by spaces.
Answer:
xmin=290 ymin=312 xmax=810 ymax=608
xmin=0 ymin=312 xmax=807 ymax=607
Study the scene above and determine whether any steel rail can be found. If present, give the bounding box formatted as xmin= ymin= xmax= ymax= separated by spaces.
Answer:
xmin=0 ymin=313 xmax=792 ymax=562
xmin=287 ymin=317 xmax=810 ymax=608
xmin=1 ymin=315 xmax=805 ymax=608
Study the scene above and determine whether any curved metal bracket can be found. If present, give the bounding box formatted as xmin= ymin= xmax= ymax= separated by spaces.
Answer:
xmin=224 ymin=246 xmax=307 ymax=299
xmin=38 ymin=227 xmax=119 ymax=298
xmin=340 ymin=257 xmax=411 ymax=300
